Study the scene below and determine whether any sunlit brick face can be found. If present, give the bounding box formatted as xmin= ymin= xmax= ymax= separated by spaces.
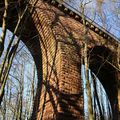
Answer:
xmin=0 ymin=0 xmax=119 ymax=120
xmin=29 ymin=0 xmax=120 ymax=119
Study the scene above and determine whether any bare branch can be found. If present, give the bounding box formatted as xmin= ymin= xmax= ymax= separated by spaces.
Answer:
xmin=0 ymin=0 xmax=9 ymax=57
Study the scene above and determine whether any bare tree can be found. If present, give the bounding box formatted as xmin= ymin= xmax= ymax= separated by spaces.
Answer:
xmin=0 ymin=0 xmax=39 ymax=105
xmin=80 ymin=1 xmax=94 ymax=119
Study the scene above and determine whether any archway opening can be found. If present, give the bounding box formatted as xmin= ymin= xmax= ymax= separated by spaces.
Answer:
xmin=0 ymin=25 xmax=42 ymax=119
xmin=89 ymin=46 xmax=118 ymax=112
xmin=81 ymin=64 xmax=112 ymax=119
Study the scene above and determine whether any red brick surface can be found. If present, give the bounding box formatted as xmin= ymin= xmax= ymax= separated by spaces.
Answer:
xmin=29 ymin=0 xmax=120 ymax=119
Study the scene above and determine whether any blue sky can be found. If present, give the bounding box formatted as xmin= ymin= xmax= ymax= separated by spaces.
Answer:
xmin=63 ymin=0 xmax=120 ymax=40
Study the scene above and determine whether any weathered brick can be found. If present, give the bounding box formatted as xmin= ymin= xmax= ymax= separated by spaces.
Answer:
xmin=1 ymin=0 xmax=119 ymax=119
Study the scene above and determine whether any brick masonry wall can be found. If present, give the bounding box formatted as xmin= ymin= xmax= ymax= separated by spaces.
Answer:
xmin=0 ymin=0 xmax=119 ymax=119
xmin=29 ymin=0 xmax=120 ymax=119
xmin=31 ymin=1 xmax=84 ymax=119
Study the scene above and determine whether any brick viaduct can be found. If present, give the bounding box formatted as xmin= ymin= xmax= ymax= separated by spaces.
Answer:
xmin=0 ymin=0 xmax=120 ymax=119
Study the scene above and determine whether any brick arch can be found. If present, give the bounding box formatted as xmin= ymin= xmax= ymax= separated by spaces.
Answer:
xmin=0 ymin=3 xmax=84 ymax=119
xmin=0 ymin=15 xmax=44 ymax=118
xmin=29 ymin=12 xmax=84 ymax=120
xmin=88 ymin=46 xmax=118 ymax=119
xmin=0 ymin=0 xmax=120 ymax=119
xmin=21 ymin=28 xmax=43 ymax=120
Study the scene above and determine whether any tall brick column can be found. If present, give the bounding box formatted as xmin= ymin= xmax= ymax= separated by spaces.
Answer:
xmin=30 ymin=0 xmax=84 ymax=120
xmin=56 ymin=42 xmax=83 ymax=120
xmin=29 ymin=0 xmax=119 ymax=119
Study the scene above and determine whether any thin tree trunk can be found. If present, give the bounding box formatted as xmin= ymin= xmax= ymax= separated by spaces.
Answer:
xmin=31 ymin=63 xmax=36 ymax=107
xmin=0 ymin=0 xmax=39 ymax=106
xmin=0 ymin=0 xmax=9 ymax=57
xmin=80 ymin=2 xmax=94 ymax=120
xmin=92 ymin=74 xmax=104 ymax=120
